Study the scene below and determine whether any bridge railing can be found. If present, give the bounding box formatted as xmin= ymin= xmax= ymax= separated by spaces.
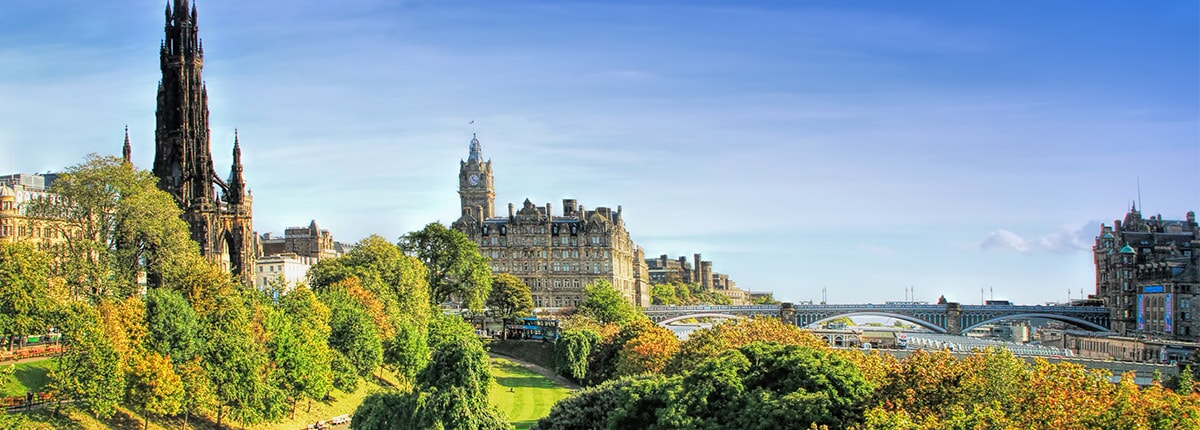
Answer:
xmin=962 ymin=304 xmax=1108 ymax=313
xmin=792 ymin=304 xmax=945 ymax=311
xmin=644 ymin=305 xmax=780 ymax=312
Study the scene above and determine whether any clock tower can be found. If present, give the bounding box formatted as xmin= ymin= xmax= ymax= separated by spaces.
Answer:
xmin=459 ymin=134 xmax=495 ymax=220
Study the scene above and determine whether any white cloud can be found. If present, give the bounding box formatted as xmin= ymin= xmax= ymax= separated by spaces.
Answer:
xmin=981 ymin=220 xmax=1103 ymax=254
xmin=1035 ymin=220 xmax=1103 ymax=254
xmin=980 ymin=229 xmax=1029 ymax=252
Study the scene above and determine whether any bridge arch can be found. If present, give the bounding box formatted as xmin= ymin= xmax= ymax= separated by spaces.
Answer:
xmin=806 ymin=312 xmax=947 ymax=334
xmin=962 ymin=313 xmax=1110 ymax=333
xmin=656 ymin=313 xmax=747 ymax=326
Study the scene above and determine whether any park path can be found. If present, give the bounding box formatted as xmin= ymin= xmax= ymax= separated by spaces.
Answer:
xmin=0 ymin=355 xmax=55 ymax=366
xmin=488 ymin=352 xmax=581 ymax=390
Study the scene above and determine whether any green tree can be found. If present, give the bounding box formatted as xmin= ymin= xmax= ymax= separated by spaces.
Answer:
xmin=399 ymin=222 xmax=492 ymax=311
xmin=428 ymin=312 xmax=479 ymax=350
xmin=533 ymin=375 xmax=678 ymax=430
xmin=51 ymin=302 xmax=124 ymax=418
xmin=143 ymin=287 xmax=200 ymax=362
xmin=586 ymin=319 xmax=655 ymax=386
xmin=1179 ymin=364 xmax=1195 ymax=394
xmin=669 ymin=317 xmax=826 ymax=374
xmin=384 ymin=320 xmax=429 ymax=382
xmin=25 ymin=154 xmax=195 ymax=299
xmin=615 ymin=324 xmax=680 ymax=377
xmin=322 ymin=286 xmax=383 ymax=387
xmin=0 ymin=242 xmax=55 ymax=351
xmin=536 ymin=342 xmax=872 ymax=430
xmin=555 ymin=328 xmax=601 ymax=382
xmin=126 ymin=351 xmax=184 ymax=430
xmin=488 ymin=273 xmax=534 ymax=335
xmin=200 ymin=293 xmax=285 ymax=427
xmin=651 ymin=283 xmax=678 ymax=306
xmin=750 ymin=294 xmax=780 ymax=305
xmin=577 ymin=280 xmax=642 ymax=326
xmin=352 ymin=338 xmax=511 ymax=430
xmin=311 ymin=234 xmax=433 ymax=335
xmin=176 ymin=357 xmax=215 ymax=430
xmin=279 ymin=286 xmax=335 ymax=411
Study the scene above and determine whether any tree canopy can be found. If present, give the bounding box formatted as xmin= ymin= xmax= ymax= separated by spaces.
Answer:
xmin=536 ymin=342 xmax=872 ymax=430
xmin=576 ymin=280 xmax=642 ymax=326
xmin=487 ymin=273 xmax=534 ymax=323
xmin=25 ymin=154 xmax=195 ymax=298
xmin=0 ymin=242 xmax=57 ymax=350
xmin=399 ymin=222 xmax=492 ymax=311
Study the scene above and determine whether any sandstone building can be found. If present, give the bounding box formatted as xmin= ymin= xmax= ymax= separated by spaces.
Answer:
xmin=0 ymin=178 xmax=64 ymax=250
xmin=646 ymin=253 xmax=752 ymax=305
xmin=261 ymin=220 xmax=342 ymax=260
xmin=451 ymin=135 xmax=651 ymax=307
xmin=152 ymin=0 xmax=257 ymax=285
xmin=1094 ymin=204 xmax=1199 ymax=341
xmin=255 ymin=252 xmax=317 ymax=293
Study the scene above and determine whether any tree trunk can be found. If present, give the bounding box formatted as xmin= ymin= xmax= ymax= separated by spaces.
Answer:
xmin=216 ymin=405 xmax=223 ymax=428
xmin=183 ymin=408 xmax=189 ymax=430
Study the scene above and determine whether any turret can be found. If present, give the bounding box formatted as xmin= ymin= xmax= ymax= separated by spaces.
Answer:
xmin=467 ymin=133 xmax=483 ymax=164
xmin=122 ymin=125 xmax=132 ymax=164
xmin=226 ymin=130 xmax=246 ymax=206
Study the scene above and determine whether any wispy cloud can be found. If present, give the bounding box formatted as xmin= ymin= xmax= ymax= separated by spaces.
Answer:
xmin=981 ymin=221 xmax=1103 ymax=254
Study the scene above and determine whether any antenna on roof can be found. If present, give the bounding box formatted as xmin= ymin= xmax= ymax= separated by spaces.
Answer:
xmin=1137 ymin=177 xmax=1142 ymax=212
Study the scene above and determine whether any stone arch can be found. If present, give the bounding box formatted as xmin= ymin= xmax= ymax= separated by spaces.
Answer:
xmin=656 ymin=313 xmax=747 ymax=326
xmin=962 ymin=313 xmax=1110 ymax=333
xmin=806 ymin=312 xmax=947 ymax=333
xmin=217 ymin=229 xmax=236 ymax=276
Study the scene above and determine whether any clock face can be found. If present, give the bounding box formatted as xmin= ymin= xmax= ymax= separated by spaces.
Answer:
xmin=469 ymin=174 xmax=480 ymax=186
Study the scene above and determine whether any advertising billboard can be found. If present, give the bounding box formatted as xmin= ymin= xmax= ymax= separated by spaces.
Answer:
xmin=1137 ymin=294 xmax=1145 ymax=331
xmin=1165 ymin=293 xmax=1173 ymax=333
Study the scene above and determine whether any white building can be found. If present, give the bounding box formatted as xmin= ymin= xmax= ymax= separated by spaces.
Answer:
xmin=254 ymin=252 xmax=316 ymax=293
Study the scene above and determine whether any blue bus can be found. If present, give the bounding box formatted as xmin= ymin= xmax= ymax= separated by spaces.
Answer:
xmin=505 ymin=317 xmax=560 ymax=342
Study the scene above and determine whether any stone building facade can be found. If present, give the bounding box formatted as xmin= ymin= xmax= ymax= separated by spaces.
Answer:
xmin=451 ymin=135 xmax=650 ymax=307
xmin=152 ymin=0 xmax=257 ymax=285
xmin=261 ymin=220 xmax=341 ymax=260
xmin=255 ymin=252 xmax=317 ymax=293
xmin=0 ymin=180 xmax=64 ymax=250
xmin=1094 ymin=204 xmax=1199 ymax=341
xmin=646 ymin=253 xmax=752 ymax=304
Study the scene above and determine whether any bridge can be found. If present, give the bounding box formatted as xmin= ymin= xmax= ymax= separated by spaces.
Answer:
xmin=644 ymin=302 xmax=1111 ymax=335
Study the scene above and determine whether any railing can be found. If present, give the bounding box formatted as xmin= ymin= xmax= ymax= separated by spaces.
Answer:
xmin=0 ymin=344 xmax=64 ymax=362
xmin=644 ymin=305 xmax=779 ymax=312
xmin=1 ymin=392 xmax=53 ymax=411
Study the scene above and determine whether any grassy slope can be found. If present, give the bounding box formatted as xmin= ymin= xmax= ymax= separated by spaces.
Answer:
xmin=13 ymin=373 xmax=398 ymax=430
xmin=11 ymin=357 xmax=569 ymax=430
xmin=489 ymin=357 xmax=573 ymax=430
xmin=2 ymin=358 xmax=55 ymax=397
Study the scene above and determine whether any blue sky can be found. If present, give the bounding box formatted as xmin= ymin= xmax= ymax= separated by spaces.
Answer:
xmin=2 ymin=1 xmax=1197 ymax=305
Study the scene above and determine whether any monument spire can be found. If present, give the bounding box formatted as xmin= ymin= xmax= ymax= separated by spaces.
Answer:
xmin=122 ymin=125 xmax=132 ymax=164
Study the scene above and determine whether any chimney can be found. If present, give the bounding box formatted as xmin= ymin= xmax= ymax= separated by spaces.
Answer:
xmin=508 ymin=202 xmax=515 ymax=220
xmin=546 ymin=203 xmax=553 ymax=221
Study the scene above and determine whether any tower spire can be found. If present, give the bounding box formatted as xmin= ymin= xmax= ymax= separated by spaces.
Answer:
xmin=122 ymin=125 xmax=132 ymax=164
xmin=227 ymin=129 xmax=245 ymax=206
xmin=467 ymin=133 xmax=483 ymax=164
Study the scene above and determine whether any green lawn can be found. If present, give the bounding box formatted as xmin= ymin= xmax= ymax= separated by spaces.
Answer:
xmin=489 ymin=357 xmax=574 ymax=430
xmin=3 ymin=358 xmax=55 ymax=397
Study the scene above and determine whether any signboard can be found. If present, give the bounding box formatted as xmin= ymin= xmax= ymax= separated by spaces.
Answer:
xmin=1137 ymin=294 xmax=1145 ymax=331
xmin=1165 ymin=293 xmax=1174 ymax=333
xmin=1143 ymin=285 xmax=1165 ymax=293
